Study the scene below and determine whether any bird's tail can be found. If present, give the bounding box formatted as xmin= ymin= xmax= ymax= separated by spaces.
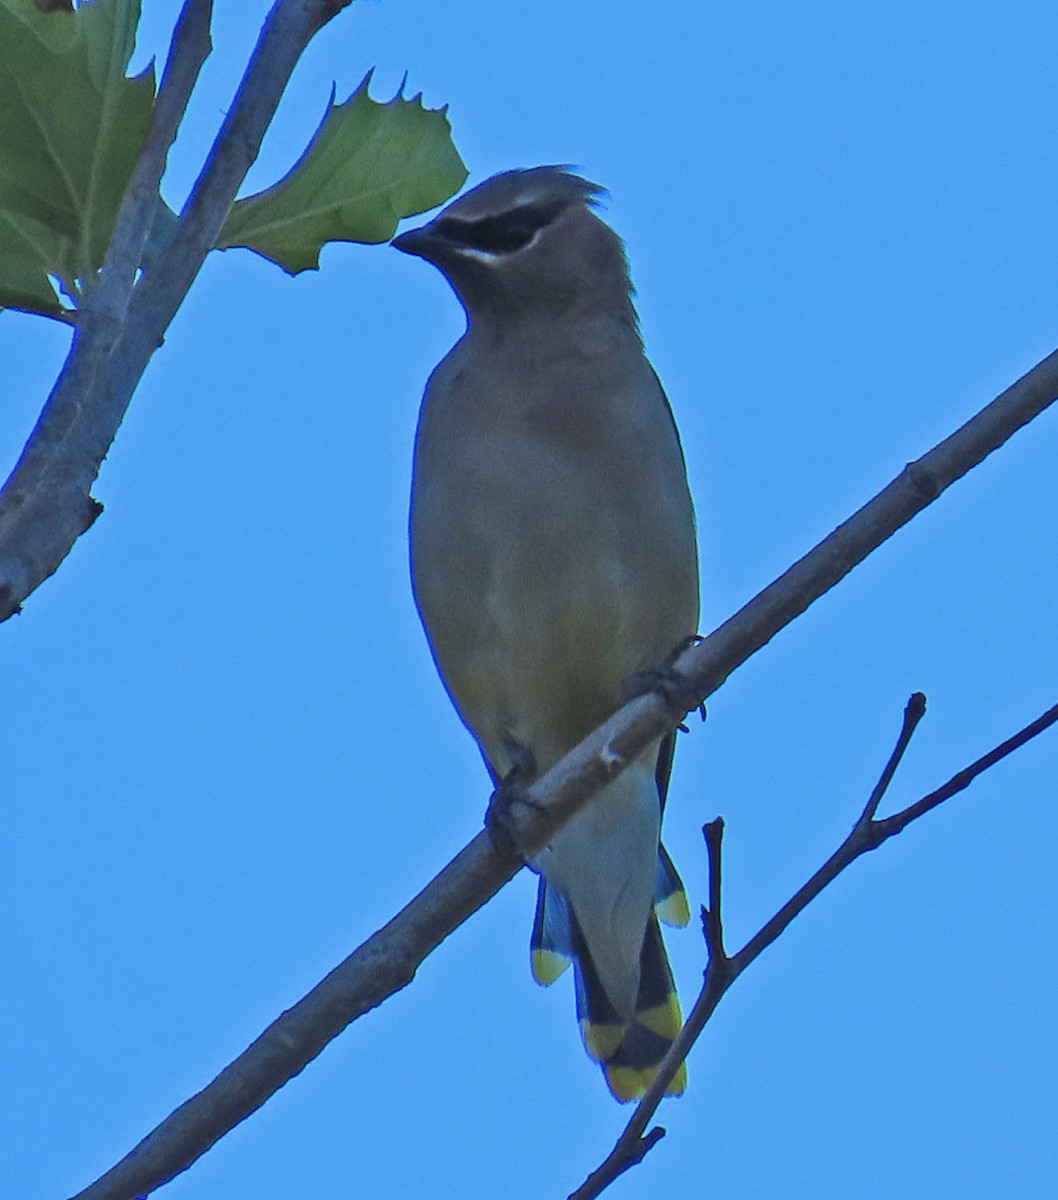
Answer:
xmin=531 ymin=845 xmax=690 ymax=1102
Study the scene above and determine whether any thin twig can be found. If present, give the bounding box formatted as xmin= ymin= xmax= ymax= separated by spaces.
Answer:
xmin=879 ymin=700 xmax=1058 ymax=837
xmin=861 ymin=691 xmax=926 ymax=822
xmin=701 ymin=817 xmax=726 ymax=961
xmin=731 ymin=695 xmax=931 ymax=971
xmin=569 ymin=696 xmax=1058 ymax=1199
xmin=89 ymin=0 xmax=214 ymax=317
xmin=670 ymin=364 xmax=1058 ymax=711
xmin=576 ymin=1125 xmax=668 ymax=1198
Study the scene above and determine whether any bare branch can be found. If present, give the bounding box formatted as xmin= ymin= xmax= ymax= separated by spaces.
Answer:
xmin=731 ymin=696 xmax=932 ymax=972
xmin=569 ymin=696 xmax=1058 ymax=1198
xmin=0 ymin=0 xmax=351 ymax=623
xmin=879 ymin=699 xmax=1058 ymax=837
xmin=669 ymin=350 xmax=1058 ymax=716
xmin=122 ymin=0 xmax=350 ymax=345
xmin=67 ymin=349 xmax=1058 ymax=1200
xmin=91 ymin=0 xmax=214 ymax=318
xmin=0 ymin=0 xmax=213 ymax=618
xmin=69 ymin=837 xmax=522 ymax=1200
xmin=700 ymin=817 xmax=726 ymax=962
xmin=860 ymin=690 xmax=926 ymax=823
xmin=568 ymin=1126 xmax=668 ymax=1200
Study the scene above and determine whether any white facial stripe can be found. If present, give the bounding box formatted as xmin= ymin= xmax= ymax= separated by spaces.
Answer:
xmin=450 ymin=246 xmax=504 ymax=263
xmin=448 ymin=227 xmax=543 ymax=262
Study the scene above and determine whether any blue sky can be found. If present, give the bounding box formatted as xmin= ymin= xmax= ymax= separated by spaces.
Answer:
xmin=4 ymin=2 xmax=1058 ymax=1198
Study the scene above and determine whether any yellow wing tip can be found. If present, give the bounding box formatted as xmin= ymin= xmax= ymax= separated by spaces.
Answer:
xmin=656 ymin=891 xmax=691 ymax=928
xmin=531 ymin=948 xmax=570 ymax=986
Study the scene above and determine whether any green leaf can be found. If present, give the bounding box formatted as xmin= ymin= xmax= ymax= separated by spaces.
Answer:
xmin=217 ymin=74 xmax=468 ymax=275
xmin=0 ymin=0 xmax=155 ymax=316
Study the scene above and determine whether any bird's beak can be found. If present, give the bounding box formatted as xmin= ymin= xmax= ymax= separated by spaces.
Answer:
xmin=391 ymin=223 xmax=438 ymax=260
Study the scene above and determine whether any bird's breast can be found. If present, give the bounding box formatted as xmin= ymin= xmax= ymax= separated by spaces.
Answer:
xmin=409 ymin=342 xmax=698 ymax=776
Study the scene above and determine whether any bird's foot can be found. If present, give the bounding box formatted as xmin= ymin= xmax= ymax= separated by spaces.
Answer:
xmin=619 ymin=635 xmax=706 ymax=727
xmin=485 ymin=754 xmax=543 ymax=860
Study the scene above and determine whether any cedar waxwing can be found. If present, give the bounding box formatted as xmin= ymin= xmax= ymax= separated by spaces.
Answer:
xmin=394 ymin=167 xmax=699 ymax=1101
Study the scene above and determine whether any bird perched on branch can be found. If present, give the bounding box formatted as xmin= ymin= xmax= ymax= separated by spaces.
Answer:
xmin=393 ymin=167 xmax=699 ymax=1101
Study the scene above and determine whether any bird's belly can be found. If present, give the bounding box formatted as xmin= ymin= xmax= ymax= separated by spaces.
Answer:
xmin=423 ymin=538 xmax=677 ymax=777
xmin=411 ymin=426 xmax=697 ymax=779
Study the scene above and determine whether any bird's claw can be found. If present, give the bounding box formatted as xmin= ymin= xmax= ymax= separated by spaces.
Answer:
xmin=485 ymin=775 xmax=545 ymax=860
xmin=620 ymin=635 xmax=705 ymax=724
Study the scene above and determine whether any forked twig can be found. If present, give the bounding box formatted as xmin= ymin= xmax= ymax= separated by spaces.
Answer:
xmin=569 ymin=694 xmax=1058 ymax=1200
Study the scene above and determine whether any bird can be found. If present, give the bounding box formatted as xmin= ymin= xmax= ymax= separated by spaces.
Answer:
xmin=393 ymin=166 xmax=699 ymax=1101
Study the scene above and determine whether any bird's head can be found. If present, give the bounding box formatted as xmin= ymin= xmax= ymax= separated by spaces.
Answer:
xmin=392 ymin=166 xmax=636 ymax=329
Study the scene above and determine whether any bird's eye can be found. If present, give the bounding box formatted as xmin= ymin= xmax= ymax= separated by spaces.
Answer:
xmin=434 ymin=199 xmax=566 ymax=255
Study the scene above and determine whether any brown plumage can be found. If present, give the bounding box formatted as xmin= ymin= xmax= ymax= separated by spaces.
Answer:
xmin=395 ymin=167 xmax=699 ymax=1099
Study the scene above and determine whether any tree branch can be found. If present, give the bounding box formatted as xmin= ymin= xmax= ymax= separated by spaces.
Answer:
xmin=668 ymin=347 xmax=1058 ymax=716
xmin=69 ymin=836 xmax=523 ymax=1200
xmin=0 ymin=0 xmax=212 ymax=618
xmin=0 ymin=0 xmax=351 ymax=623
xmin=700 ymin=816 xmax=727 ymax=962
xmin=877 ymin=698 xmax=1058 ymax=838
xmin=68 ymin=349 xmax=1058 ymax=1200
xmin=91 ymin=0 xmax=214 ymax=318
xmin=569 ymin=694 xmax=1058 ymax=1199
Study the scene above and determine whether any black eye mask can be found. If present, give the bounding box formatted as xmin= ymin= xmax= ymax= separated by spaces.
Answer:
xmin=433 ymin=198 xmax=567 ymax=255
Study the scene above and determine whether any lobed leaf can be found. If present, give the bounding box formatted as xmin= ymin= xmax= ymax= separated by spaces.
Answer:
xmin=216 ymin=73 xmax=468 ymax=274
